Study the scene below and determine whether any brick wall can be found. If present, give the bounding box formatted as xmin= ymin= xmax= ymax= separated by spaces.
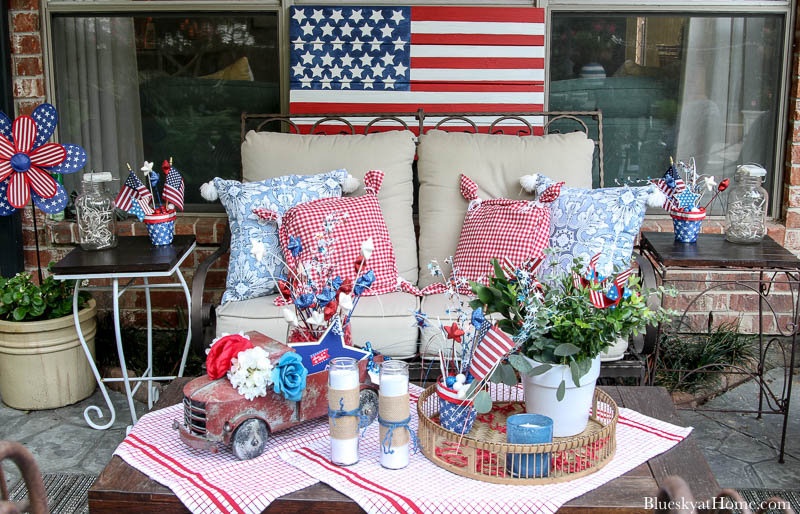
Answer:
xmin=6 ymin=3 xmax=800 ymax=333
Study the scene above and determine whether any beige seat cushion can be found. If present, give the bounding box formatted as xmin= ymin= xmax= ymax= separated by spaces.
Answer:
xmin=216 ymin=292 xmax=420 ymax=359
xmin=241 ymin=130 xmax=418 ymax=284
xmin=416 ymin=130 xmax=595 ymax=288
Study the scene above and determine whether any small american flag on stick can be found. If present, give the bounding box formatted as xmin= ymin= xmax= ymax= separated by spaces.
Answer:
xmin=115 ymin=171 xmax=152 ymax=212
xmin=468 ymin=324 xmax=516 ymax=382
xmin=162 ymin=163 xmax=185 ymax=211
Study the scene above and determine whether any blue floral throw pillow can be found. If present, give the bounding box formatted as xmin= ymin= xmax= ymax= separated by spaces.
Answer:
xmin=211 ymin=170 xmax=348 ymax=303
xmin=528 ymin=174 xmax=657 ymax=277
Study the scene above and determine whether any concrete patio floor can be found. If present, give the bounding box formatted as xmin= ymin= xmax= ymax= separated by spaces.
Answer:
xmin=1 ymin=370 xmax=798 ymax=495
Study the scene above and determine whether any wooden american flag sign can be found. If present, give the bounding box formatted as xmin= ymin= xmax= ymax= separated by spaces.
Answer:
xmin=289 ymin=6 xmax=545 ymax=133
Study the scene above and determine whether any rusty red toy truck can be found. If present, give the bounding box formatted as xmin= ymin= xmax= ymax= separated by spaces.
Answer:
xmin=175 ymin=332 xmax=380 ymax=460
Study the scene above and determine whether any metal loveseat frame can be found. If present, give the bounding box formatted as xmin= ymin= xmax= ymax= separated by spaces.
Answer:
xmin=190 ymin=109 xmax=660 ymax=382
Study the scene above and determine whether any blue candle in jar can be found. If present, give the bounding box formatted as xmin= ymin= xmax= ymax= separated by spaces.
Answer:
xmin=506 ymin=413 xmax=553 ymax=478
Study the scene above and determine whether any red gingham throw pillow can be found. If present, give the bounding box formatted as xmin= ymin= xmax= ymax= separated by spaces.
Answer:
xmin=254 ymin=170 xmax=419 ymax=302
xmin=443 ymin=174 xmax=562 ymax=294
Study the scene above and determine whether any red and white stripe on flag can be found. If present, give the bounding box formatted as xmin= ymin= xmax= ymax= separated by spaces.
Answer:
xmin=288 ymin=6 xmax=545 ymax=134
xmin=468 ymin=324 xmax=515 ymax=381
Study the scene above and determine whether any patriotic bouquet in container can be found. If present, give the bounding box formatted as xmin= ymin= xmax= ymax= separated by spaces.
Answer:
xmin=271 ymin=214 xmax=376 ymax=346
xmin=115 ymin=159 xmax=185 ymax=246
xmin=653 ymin=157 xmax=729 ymax=243
xmin=468 ymin=253 xmax=674 ymax=402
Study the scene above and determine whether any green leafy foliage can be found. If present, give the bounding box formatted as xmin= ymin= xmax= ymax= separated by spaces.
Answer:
xmin=656 ymin=321 xmax=756 ymax=393
xmin=471 ymin=255 xmax=678 ymax=399
xmin=0 ymin=268 xmax=90 ymax=322
xmin=473 ymin=389 xmax=493 ymax=414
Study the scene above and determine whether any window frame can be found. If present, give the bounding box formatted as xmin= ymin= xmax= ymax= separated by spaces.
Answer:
xmin=543 ymin=1 xmax=795 ymax=218
xmin=41 ymin=0 xmax=795 ymax=218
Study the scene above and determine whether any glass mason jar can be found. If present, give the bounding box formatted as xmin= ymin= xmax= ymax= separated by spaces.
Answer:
xmin=75 ymin=172 xmax=118 ymax=251
xmin=724 ymin=164 xmax=768 ymax=244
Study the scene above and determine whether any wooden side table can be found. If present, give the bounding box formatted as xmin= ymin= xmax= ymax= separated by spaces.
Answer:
xmin=51 ymin=235 xmax=196 ymax=431
xmin=639 ymin=232 xmax=799 ymax=463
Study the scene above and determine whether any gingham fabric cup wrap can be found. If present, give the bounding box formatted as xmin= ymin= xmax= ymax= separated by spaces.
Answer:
xmin=267 ymin=170 xmax=402 ymax=298
xmin=451 ymin=174 xmax=557 ymax=293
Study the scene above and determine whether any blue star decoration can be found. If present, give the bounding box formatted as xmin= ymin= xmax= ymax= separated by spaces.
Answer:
xmin=289 ymin=315 xmax=371 ymax=375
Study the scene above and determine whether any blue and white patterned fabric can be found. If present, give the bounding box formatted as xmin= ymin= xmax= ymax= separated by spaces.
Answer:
xmin=673 ymin=217 xmax=703 ymax=243
xmin=534 ymin=175 xmax=655 ymax=277
xmin=438 ymin=395 xmax=477 ymax=435
xmin=147 ymin=220 xmax=175 ymax=246
xmin=216 ymin=169 xmax=348 ymax=304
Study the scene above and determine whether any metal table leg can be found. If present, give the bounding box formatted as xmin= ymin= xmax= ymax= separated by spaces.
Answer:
xmin=113 ymin=277 xmax=138 ymax=427
xmin=72 ymin=281 xmax=116 ymax=430
xmin=176 ymin=269 xmax=192 ymax=377
xmin=143 ymin=277 xmax=154 ymax=409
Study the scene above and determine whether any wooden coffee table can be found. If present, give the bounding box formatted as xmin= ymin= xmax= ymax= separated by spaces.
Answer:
xmin=89 ymin=379 xmax=719 ymax=513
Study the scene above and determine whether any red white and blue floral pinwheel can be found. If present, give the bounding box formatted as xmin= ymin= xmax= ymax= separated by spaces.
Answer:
xmin=0 ymin=103 xmax=86 ymax=216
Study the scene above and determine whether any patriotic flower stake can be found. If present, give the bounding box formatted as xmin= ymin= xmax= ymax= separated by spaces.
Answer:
xmin=0 ymin=103 xmax=87 ymax=280
xmin=115 ymin=157 xmax=185 ymax=246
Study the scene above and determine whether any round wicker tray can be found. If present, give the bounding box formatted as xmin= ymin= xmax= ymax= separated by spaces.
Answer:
xmin=417 ymin=384 xmax=618 ymax=484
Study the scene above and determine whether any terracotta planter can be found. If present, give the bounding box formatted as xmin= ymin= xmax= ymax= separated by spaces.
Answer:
xmin=0 ymin=299 xmax=97 ymax=410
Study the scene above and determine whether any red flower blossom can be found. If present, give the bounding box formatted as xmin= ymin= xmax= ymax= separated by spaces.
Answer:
xmin=206 ymin=334 xmax=254 ymax=380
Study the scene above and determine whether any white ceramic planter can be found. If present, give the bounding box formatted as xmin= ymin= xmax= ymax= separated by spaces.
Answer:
xmin=599 ymin=336 xmax=628 ymax=362
xmin=0 ymin=299 xmax=97 ymax=410
xmin=522 ymin=355 xmax=601 ymax=437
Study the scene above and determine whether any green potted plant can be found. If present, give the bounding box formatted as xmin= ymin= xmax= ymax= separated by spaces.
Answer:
xmin=471 ymin=257 xmax=674 ymax=437
xmin=0 ymin=269 xmax=96 ymax=409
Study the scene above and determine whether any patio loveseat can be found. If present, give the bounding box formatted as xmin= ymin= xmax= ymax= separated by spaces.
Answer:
xmin=190 ymin=110 xmax=659 ymax=380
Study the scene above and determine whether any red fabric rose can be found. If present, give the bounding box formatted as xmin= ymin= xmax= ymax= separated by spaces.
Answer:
xmin=206 ymin=334 xmax=254 ymax=380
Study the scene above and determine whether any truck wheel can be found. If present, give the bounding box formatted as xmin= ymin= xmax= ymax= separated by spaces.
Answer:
xmin=359 ymin=389 xmax=379 ymax=427
xmin=231 ymin=418 xmax=269 ymax=460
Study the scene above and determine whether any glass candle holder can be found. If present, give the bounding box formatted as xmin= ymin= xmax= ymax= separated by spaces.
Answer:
xmin=506 ymin=413 xmax=553 ymax=478
xmin=379 ymin=360 xmax=410 ymax=469
xmin=328 ymin=357 xmax=360 ymax=466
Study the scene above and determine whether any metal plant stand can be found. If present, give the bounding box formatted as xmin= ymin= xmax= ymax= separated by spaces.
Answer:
xmin=639 ymin=231 xmax=798 ymax=463
xmin=52 ymin=235 xmax=196 ymax=431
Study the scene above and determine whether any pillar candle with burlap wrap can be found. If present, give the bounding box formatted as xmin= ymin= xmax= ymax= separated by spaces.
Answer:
xmin=328 ymin=358 xmax=360 ymax=466
xmin=379 ymin=360 xmax=410 ymax=469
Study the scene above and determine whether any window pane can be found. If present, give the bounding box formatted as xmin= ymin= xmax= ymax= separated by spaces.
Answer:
xmin=51 ymin=13 xmax=280 ymax=210
xmin=549 ymin=13 xmax=784 ymax=213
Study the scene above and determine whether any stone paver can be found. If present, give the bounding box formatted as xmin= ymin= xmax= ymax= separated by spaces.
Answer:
xmin=0 ymin=387 xmax=144 ymax=489
xmin=679 ymin=367 xmax=800 ymax=490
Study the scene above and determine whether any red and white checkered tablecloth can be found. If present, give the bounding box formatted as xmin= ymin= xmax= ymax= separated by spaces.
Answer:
xmin=281 ymin=384 xmax=693 ymax=514
xmin=113 ymin=403 xmax=326 ymax=514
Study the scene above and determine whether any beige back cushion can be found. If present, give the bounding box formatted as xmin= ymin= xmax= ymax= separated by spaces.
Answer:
xmin=241 ymin=130 xmax=419 ymax=283
xmin=416 ymin=130 xmax=595 ymax=288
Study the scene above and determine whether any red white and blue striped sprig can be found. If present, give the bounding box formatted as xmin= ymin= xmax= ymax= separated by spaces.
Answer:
xmin=0 ymin=103 xmax=86 ymax=215
xmin=572 ymin=253 xmax=633 ymax=309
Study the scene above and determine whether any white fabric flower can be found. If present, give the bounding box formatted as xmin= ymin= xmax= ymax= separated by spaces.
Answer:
xmin=228 ymin=346 xmax=273 ymax=400
xmin=282 ymin=308 xmax=299 ymax=327
xmin=140 ymin=161 xmax=154 ymax=173
xmin=360 ymin=237 xmax=375 ymax=260
xmin=338 ymin=292 xmax=354 ymax=311
xmin=704 ymin=176 xmax=717 ymax=191
xmin=308 ymin=310 xmax=326 ymax=327
xmin=250 ymin=238 xmax=266 ymax=263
